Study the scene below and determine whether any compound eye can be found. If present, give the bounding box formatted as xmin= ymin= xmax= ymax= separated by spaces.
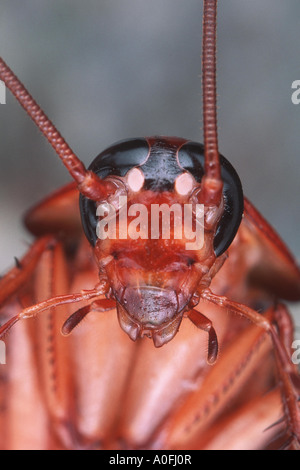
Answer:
xmin=80 ymin=187 xmax=99 ymax=246
xmin=178 ymin=141 xmax=244 ymax=257
xmin=79 ymin=138 xmax=149 ymax=246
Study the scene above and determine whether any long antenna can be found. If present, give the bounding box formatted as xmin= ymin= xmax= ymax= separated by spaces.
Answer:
xmin=0 ymin=57 xmax=114 ymax=201
xmin=202 ymin=0 xmax=223 ymax=204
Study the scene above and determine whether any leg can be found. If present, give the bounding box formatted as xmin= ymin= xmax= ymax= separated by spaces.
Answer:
xmin=0 ymin=236 xmax=55 ymax=308
xmin=202 ymin=289 xmax=300 ymax=448
xmin=0 ymin=286 xmax=108 ymax=340
xmin=155 ymin=304 xmax=280 ymax=449
xmin=188 ymin=309 xmax=218 ymax=364
xmin=273 ymin=303 xmax=297 ymax=360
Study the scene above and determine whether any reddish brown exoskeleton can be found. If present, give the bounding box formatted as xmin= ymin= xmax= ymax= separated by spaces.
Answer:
xmin=0 ymin=0 xmax=300 ymax=450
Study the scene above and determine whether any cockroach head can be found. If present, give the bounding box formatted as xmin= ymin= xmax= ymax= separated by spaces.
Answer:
xmin=78 ymin=137 xmax=243 ymax=346
xmin=80 ymin=137 xmax=243 ymax=256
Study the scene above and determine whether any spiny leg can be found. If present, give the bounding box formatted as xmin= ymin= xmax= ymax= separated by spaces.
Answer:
xmin=0 ymin=236 xmax=56 ymax=309
xmin=0 ymin=285 xmax=109 ymax=340
xmin=202 ymin=289 xmax=300 ymax=448
xmin=151 ymin=304 xmax=280 ymax=450
xmin=0 ymin=235 xmax=56 ymax=337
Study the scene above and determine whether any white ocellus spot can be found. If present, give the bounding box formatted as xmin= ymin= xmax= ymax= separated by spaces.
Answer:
xmin=127 ymin=168 xmax=145 ymax=192
xmin=175 ymin=172 xmax=194 ymax=196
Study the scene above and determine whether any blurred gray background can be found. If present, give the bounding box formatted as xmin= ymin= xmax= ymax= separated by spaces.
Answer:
xmin=0 ymin=0 xmax=299 ymax=320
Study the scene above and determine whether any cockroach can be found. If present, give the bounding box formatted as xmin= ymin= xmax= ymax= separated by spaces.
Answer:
xmin=0 ymin=0 xmax=300 ymax=451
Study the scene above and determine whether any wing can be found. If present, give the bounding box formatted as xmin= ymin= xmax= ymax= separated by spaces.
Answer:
xmin=227 ymin=197 xmax=300 ymax=301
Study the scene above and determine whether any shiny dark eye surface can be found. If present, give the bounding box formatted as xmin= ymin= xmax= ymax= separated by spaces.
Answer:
xmin=178 ymin=141 xmax=244 ymax=256
xmin=79 ymin=138 xmax=149 ymax=247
